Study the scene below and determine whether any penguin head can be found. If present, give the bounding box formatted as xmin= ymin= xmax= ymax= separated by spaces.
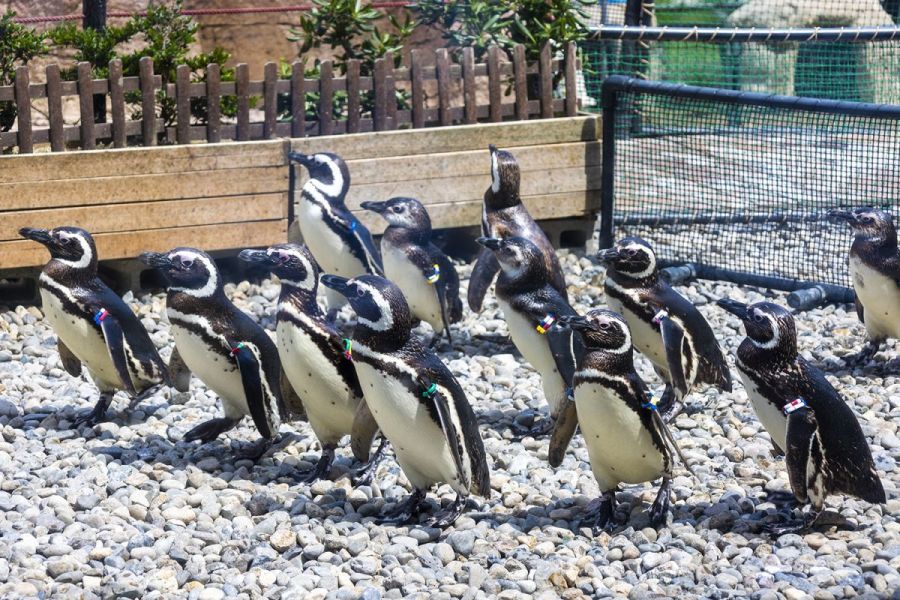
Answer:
xmin=597 ymin=237 xmax=658 ymax=280
xmin=238 ymin=243 xmax=319 ymax=293
xmin=560 ymin=309 xmax=632 ymax=355
xmin=830 ymin=207 xmax=897 ymax=245
xmin=361 ymin=197 xmax=431 ymax=231
xmin=477 ymin=236 xmax=548 ymax=281
xmin=717 ymin=299 xmax=796 ymax=354
xmin=20 ymin=226 xmax=98 ymax=271
xmin=291 ymin=151 xmax=350 ymax=200
xmin=320 ymin=274 xmax=414 ymax=339
xmin=485 ymin=145 xmax=520 ymax=209
xmin=140 ymin=247 xmax=223 ymax=299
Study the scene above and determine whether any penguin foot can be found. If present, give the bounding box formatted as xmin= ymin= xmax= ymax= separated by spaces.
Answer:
xmin=424 ymin=494 xmax=467 ymax=529
xmin=519 ymin=416 xmax=554 ymax=437
xmin=382 ymin=488 xmax=428 ymax=524
xmin=582 ymin=490 xmax=616 ymax=534
xmin=656 ymin=387 xmax=682 ymax=423
xmin=843 ymin=341 xmax=881 ymax=367
xmin=352 ymin=438 xmax=390 ymax=487
xmin=764 ymin=509 xmax=820 ymax=536
xmin=235 ymin=438 xmax=273 ymax=462
xmin=72 ymin=394 xmax=114 ymax=428
xmin=184 ymin=417 xmax=241 ymax=444
xmin=648 ymin=477 xmax=672 ymax=528
xmin=297 ymin=447 xmax=335 ymax=483
xmin=766 ymin=490 xmax=797 ymax=506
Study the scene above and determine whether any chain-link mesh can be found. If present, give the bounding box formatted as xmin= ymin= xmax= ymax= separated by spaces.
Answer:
xmin=600 ymin=77 xmax=900 ymax=290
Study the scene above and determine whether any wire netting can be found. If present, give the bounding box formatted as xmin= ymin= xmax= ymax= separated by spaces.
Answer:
xmin=601 ymin=77 xmax=900 ymax=289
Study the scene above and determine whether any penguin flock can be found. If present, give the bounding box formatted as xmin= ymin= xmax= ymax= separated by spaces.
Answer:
xmin=17 ymin=146 xmax=896 ymax=534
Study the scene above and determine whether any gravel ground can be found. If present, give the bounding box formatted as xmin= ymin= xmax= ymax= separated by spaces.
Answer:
xmin=0 ymin=250 xmax=898 ymax=600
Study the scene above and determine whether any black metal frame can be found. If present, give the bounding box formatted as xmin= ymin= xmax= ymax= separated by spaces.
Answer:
xmin=588 ymin=25 xmax=900 ymax=43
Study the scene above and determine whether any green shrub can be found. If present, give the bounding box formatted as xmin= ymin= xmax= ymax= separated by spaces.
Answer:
xmin=0 ymin=10 xmax=48 ymax=131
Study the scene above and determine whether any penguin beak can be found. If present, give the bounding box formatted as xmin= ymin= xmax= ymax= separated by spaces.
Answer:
xmin=828 ymin=209 xmax=857 ymax=225
xmin=488 ymin=144 xmax=498 ymax=155
xmin=320 ymin=274 xmax=351 ymax=296
xmin=288 ymin=151 xmax=313 ymax=167
xmin=238 ymin=249 xmax=277 ymax=266
xmin=19 ymin=227 xmax=53 ymax=246
xmin=139 ymin=252 xmax=174 ymax=270
xmin=716 ymin=298 xmax=749 ymax=320
xmin=360 ymin=201 xmax=387 ymax=214
xmin=476 ymin=237 xmax=503 ymax=251
xmin=596 ymin=248 xmax=620 ymax=263
xmin=558 ymin=314 xmax=593 ymax=332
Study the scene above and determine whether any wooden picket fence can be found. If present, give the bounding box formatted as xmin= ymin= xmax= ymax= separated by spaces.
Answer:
xmin=0 ymin=42 xmax=580 ymax=154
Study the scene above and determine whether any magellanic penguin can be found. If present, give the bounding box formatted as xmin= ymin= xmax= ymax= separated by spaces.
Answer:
xmin=829 ymin=208 xmax=900 ymax=365
xmin=468 ymin=145 xmax=568 ymax=313
xmin=717 ymin=299 xmax=885 ymax=533
xmin=598 ymin=237 xmax=731 ymax=419
xmin=19 ymin=227 xmax=169 ymax=426
xmin=140 ymin=248 xmax=284 ymax=458
xmin=476 ymin=236 xmax=582 ymax=436
xmin=238 ymin=243 xmax=388 ymax=483
xmin=320 ymin=274 xmax=490 ymax=527
xmin=361 ymin=197 xmax=463 ymax=347
xmin=289 ymin=151 xmax=383 ymax=317
xmin=549 ymin=309 xmax=694 ymax=531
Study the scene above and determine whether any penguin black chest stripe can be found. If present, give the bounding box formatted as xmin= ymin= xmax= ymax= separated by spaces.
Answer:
xmin=604 ymin=278 xmax=656 ymax=324
xmin=302 ymin=189 xmax=378 ymax=271
xmin=167 ymin=311 xmax=232 ymax=360
xmin=39 ymin=272 xmax=97 ymax=328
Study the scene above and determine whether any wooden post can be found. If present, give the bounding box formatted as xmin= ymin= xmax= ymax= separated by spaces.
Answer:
xmin=139 ymin=56 xmax=156 ymax=146
xmin=263 ymin=61 xmax=277 ymax=139
xmin=513 ymin=45 xmax=529 ymax=121
xmin=77 ymin=62 xmax=95 ymax=150
xmin=462 ymin=47 xmax=477 ymax=125
xmin=291 ymin=61 xmax=305 ymax=138
xmin=176 ymin=64 xmax=191 ymax=144
xmin=13 ymin=66 xmax=32 ymax=154
xmin=539 ymin=43 xmax=553 ymax=119
xmin=373 ymin=57 xmax=388 ymax=132
xmin=206 ymin=63 xmax=221 ymax=143
xmin=236 ymin=63 xmax=250 ymax=141
xmin=46 ymin=64 xmax=64 ymax=152
xmin=108 ymin=59 xmax=126 ymax=148
xmin=318 ymin=60 xmax=334 ymax=136
xmin=410 ymin=50 xmax=425 ymax=129
xmin=565 ymin=41 xmax=578 ymax=117
xmin=487 ymin=46 xmax=502 ymax=123
xmin=384 ymin=52 xmax=396 ymax=130
xmin=435 ymin=48 xmax=452 ymax=127
xmin=346 ymin=59 xmax=361 ymax=134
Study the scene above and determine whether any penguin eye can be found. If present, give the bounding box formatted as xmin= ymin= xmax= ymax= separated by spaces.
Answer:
xmin=751 ymin=312 xmax=765 ymax=323
xmin=863 ymin=216 xmax=875 ymax=224
xmin=598 ymin=322 xmax=611 ymax=330
xmin=355 ymin=287 xmax=365 ymax=298
xmin=181 ymin=259 xmax=194 ymax=269
xmin=390 ymin=205 xmax=403 ymax=214
xmin=624 ymin=248 xmax=637 ymax=257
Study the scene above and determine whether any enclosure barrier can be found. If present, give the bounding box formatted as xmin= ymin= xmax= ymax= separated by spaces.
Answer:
xmin=0 ymin=42 xmax=579 ymax=155
xmin=598 ymin=75 xmax=900 ymax=305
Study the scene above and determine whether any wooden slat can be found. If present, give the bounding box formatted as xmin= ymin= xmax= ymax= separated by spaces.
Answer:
xmin=319 ymin=60 xmax=334 ymax=136
xmin=109 ymin=59 xmax=126 ymax=148
xmin=513 ymin=45 xmax=529 ymax=121
xmin=2 ymin=220 xmax=288 ymax=270
xmin=373 ymin=57 xmax=388 ymax=132
xmin=291 ymin=61 xmax=305 ymax=138
xmin=77 ymin=62 xmax=95 ymax=150
xmin=14 ymin=66 xmax=33 ymax=154
xmin=347 ymin=59 xmax=361 ymax=134
xmin=0 ymin=166 xmax=287 ymax=211
xmin=207 ymin=63 xmax=221 ymax=144
xmin=539 ymin=43 xmax=553 ymax=119
xmin=565 ymin=41 xmax=577 ymax=116
xmin=140 ymin=57 xmax=156 ymax=146
xmin=462 ymin=47 xmax=477 ymax=125
xmin=384 ymin=52 xmax=396 ymax=130
xmin=263 ymin=61 xmax=277 ymax=139
xmin=236 ymin=63 xmax=250 ymax=141
xmin=488 ymin=46 xmax=502 ymax=123
xmin=436 ymin=48 xmax=452 ymax=127
xmin=176 ymin=64 xmax=191 ymax=144
xmin=410 ymin=50 xmax=425 ymax=129
xmin=45 ymin=64 xmax=65 ymax=152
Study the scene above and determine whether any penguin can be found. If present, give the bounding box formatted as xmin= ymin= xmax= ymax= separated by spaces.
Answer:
xmin=468 ymin=145 xmax=568 ymax=313
xmin=360 ymin=197 xmax=463 ymax=347
xmin=320 ymin=273 xmax=490 ymax=527
xmin=476 ymin=236 xmax=582 ymax=435
xmin=19 ymin=226 xmax=169 ymax=426
xmin=717 ymin=299 xmax=886 ymax=533
xmin=140 ymin=247 xmax=284 ymax=458
xmin=829 ymin=208 xmax=900 ymax=365
xmin=548 ymin=309 xmax=693 ymax=531
xmin=598 ymin=236 xmax=731 ymax=419
xmin=238 ymin=243 xmax=388 ymax=483
xmin=289 ymin=151 xmax=383 ymax=317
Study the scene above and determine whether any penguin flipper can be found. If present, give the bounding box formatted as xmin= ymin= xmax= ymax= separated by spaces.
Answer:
xmin=650 ymin=407 xmax=695 ymax=479
xmin=167 ymin=346 xmax=191 ymax=393
xmin=280 ymin=368 xmax=307 ymax=422
xmin=657 ymin=314 xmax=689 ymax=400
xmin=96 ymin=311 xmax=137 ymax=396
xmin=468 ymin=249 xmax=500 ymax=312
xmin=548 ymin=398 xmax=579 ymax=467
xmin=433 ymin=247 xmax=463 ymax=323
xmin=417 ymin=375 xmax=467 ymax=488
xmin=230 ymin=341 xmax=278 ymax=439
xmin=350 ymin=398 xmax=380 ymax=462
xmin=57 ymin=339 xmax=82 ymax=378
xmin=785 ymin=406 xmax=817 ymax=504
xmin=336 ymin=212 xmax=384 ymax=275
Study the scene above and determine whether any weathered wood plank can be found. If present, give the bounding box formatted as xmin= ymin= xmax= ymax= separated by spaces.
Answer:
xmin=109 ymin=59 xmax=126 ymax=148
xmin=46 ymin=64 xmax=65 ymax=152
xmin=436 ymin=48 xmax=452 ymax=127
xmin=176 ymin=64 xmax=191 ymax=144
xmin=539 ymin=44 xmax=553 ymax=119
xmin=77 ymin=62 xmax=95 ymax=150
xmin=462 ymin=47 xmax=477 ymax=125
xmin=140 ymin=57 xmax=156 ymax=146
xmin=263 ymin=61 xmax=278 ymax=139
xmin=347 ymin=59 xmax=361 ymax=134
xmin=565 ymin=41 xmax=577 ymax=117
xmin=384 ymin=52 xmax=397 ymax=130
xmin=488 ymin=46 xmax=502 ymax=123
xmin=319 ymin=60 xmax=334 ymax=136
xmin=513 ymin=45 xmax=529 ymax=121
xmin=0 ymin=166 xmax=287 ymax=211
xmin=2 ymin=220 xmax=288 ymax=270
xmin=373 ymin=56 xmax=388 ymax=132
xmin=205 ymin=63 xmax=221 ymax=144
xmin=14 ymin=66 xmax=33 ymax=154
xmin=1 ymin=193 xmax=287 ymax=241
xmin=236 ymin=63 xmax=250 ymax=141
xmin=410 ymin=50 xmax=425 ymax=129
xmin=291 ymin=61 xmax=305 ymax=138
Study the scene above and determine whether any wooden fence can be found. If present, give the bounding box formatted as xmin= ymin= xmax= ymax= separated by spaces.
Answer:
xmin=0 ymin=42 xmax=580 ymax=154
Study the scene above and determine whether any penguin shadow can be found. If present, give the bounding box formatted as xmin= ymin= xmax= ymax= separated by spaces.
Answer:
xmin=12 ymin=395 xmax=172 ymax=435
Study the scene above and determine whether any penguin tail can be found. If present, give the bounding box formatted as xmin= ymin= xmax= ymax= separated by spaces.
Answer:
xmin=857 ymin=474 xmax=887 ymax=505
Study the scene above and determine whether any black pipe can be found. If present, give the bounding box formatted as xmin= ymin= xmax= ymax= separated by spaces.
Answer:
xmin=598 ymin=83 xmax=618 ymax=249
xmin=613 ymin=211 xmax=844 ymax=227
xmin=588 ymin=25 xmax=900 ymax=43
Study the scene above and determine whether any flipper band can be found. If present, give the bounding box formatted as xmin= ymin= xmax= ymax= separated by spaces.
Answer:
xmin=652 ymin=310 xmax=668 ymax=325
xmin=426 ymin=264 xmax=440 ymax=284
xmin=349 ymin=221 xmax=358 ymax=231
xmin=421 ymin=382 xmax=437 ymax=398
xmin=93 ymin=308 xmax=109 ymax=325
xmin=536 ymin=314 xmax=556 ymax=334
xmin=230 ymin=342 xmax=246 ymax=356
xmin=783 ymin=397 xmax=808 ymax=415
xmin=342 ymin=338 xmax=352 ymax=360
xmin=642 ymin=394 xmax=659 ymax=411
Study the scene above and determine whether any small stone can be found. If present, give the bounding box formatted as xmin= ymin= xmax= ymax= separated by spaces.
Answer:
xmin=447 ymin=531 xmax=476 ymax=556
xmin=269 ymin=529 xmax=295 ymax=553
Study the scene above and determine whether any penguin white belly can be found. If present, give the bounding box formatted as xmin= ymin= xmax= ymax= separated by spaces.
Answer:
xmin=575 ymin=382 xmax=665 ymax=489
xmin=169 ymin=324 xmax=250 ymax=420
xmin=354 ymin=361 xmax=468 ymax=493
xmin=850 ymin=256 xmax=900 ymax=339
xmin=737 ymin=367 xmax=787 ymax=451
xmin=40 ymin=287 xmax=121 ymax=391
xmin=383 ymin=245 xmax=443 ymax=333
xmin=497 ymin=298 xmax=566 ymax=414
xmin=277 ymin=321 xmax=357 ymax=444
xmin=608 ymin=295 xmax=668 ymax=374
